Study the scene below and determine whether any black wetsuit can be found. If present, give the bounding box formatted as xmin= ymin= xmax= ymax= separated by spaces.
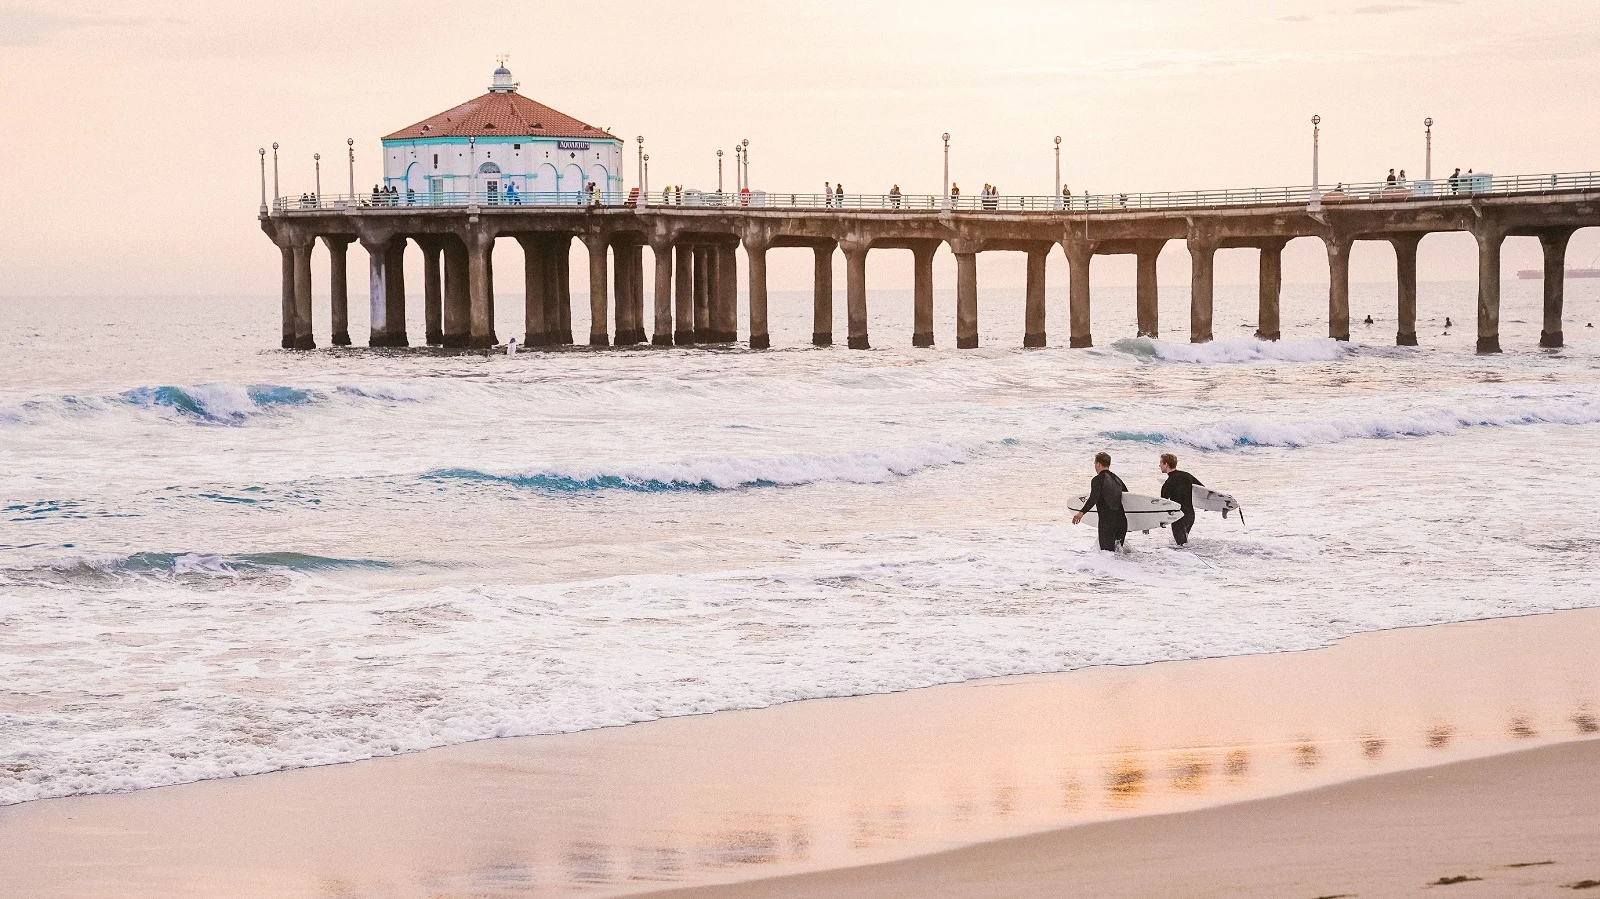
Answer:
xmin=1082 ymin=470 xmax=1130 ymax=551
xmin=1160 ymin=469 xmax=1203 ymax=546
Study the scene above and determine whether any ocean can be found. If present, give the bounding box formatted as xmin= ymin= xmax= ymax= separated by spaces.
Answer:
xmin=3 ymin=275 xmax=1598 ymax=807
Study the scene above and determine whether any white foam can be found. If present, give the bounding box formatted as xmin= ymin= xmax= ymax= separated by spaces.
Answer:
xmin=1117 ymin=336 xmax=1349 ymax=364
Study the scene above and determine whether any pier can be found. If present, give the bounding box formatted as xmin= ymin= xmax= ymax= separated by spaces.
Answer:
xmin=260 ymin=174 xmax=1600 ymax=355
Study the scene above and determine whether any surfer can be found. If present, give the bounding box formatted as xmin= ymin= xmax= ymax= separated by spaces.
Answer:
xmin=1158 ymin=453 xmax=1203 ymax=547
xmin=1072 ymin=452 xmax=1129 ymax=552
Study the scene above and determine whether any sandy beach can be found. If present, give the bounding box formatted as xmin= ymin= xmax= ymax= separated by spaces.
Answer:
xmin=3 ymin=608 xmax=1597 ymax=897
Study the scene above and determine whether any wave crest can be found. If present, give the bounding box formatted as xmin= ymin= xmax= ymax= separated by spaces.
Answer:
xmin=1113 ymin=337 xmax=1349 ymax=364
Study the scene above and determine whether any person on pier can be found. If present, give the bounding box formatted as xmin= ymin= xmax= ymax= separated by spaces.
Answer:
xmin=1158 ymin=454 xmax=1203 ymax=548
xmin=1386 ymin=169 xmax=1397 ymax=186
xmin=835 ymin=183 xmax=844 ymax=208
xmin=890 ymin=184 xmax=902 ymax=208
xmin=1073 ymin=452 xmax=1129 ymax=553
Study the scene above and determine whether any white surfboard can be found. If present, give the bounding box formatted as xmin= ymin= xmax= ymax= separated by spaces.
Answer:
xmin=1192 ymin=485 xmax=1242 ymax=518
xmin=1071 ymin=493 xmax=1183 ymax=532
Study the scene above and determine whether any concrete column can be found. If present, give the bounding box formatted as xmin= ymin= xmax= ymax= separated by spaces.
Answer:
xmin=553 ymin=237 xmax=573 ymax=345
xmin=1024 ymin=247 xmax=1048 ymax=348
xmin=1188 ymin=239 xmax=1216 ymax=344
xmin=280 ymin=245 xmax=295 ymax=349
xmin=292 ymin=240 xmax=315 ymax=350
xmin=325 ymin=237 xmax=351 ymax=346
xmin=955 ymin=251 xmax=979 ymax=349
xmin=517 ymin=236 xmax=551 ymax=346
xmin=844 ymin=243 xmax=870 ymax=350
xmin=363 ymin=238 xmax=391 ymax=348
xmin=613 ymin=239 xmax=641 ymax=346
xmin=1539 ymin=229 xmax=1574 ymax=348
xmin=1390 ymin=233 xmax=1422 ymax=347
xmin=652 ymin=242 xmax=674 ymax=346
xmin=674 ymin=244 xmax=695 ymax=346
xmin=422 ymin=240 xmax=443 ymax=346
xmin=1135 ymin=241 xmax=1163 ymax=339
xmin=1474 ymin=227 xmax=1504 ymax=354
xmin=713 ymin=243 xmax=738 ymax=343
xmin=1256 ymin=239 xmax=1285 ymax=342
xmin=384 ymin=239 xmax=409 ymax=347
xmin=1065 ymin=241 xmax=1092 ymax=348
xmin=692 ymin=246 xmax=711 ymax=342
xmin=442 ymin=237 xmax=471 ymax=347
xmin=1325 ymin=237 xmax=1352 ymax=342
xmin=813 ymin=242 xmax=835 ymax=347
xmin=747 ymin=244 xmax=770 ymax=349
xmin=584 ymin=234 xmax=609 ymax=347
xmin=467 ymin=232 xmax=497 ymax=348
xmin=912 ymin=243 xmax=935 ymax=347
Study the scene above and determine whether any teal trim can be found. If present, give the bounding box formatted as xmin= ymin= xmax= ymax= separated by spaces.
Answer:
xmin=381 ymin=135 xmax=621 ymax=149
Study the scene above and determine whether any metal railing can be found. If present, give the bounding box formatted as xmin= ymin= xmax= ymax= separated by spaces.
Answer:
xmin=272 ymin=170 xmax=1600 ymax=215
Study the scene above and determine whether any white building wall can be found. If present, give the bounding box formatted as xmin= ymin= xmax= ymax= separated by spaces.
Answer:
xmin=381 ymin=137 xmax=622 ymax=198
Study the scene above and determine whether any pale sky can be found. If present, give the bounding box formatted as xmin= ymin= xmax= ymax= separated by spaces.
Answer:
xmin=4 ymin=0 xmax=1599 ymax=296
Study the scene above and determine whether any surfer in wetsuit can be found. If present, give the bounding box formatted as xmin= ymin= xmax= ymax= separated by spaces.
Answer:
xmin=1158 ymin=453 xmax=1203 ymax=547
xmin=1072 ymin=452 xmax=1129 ymax=552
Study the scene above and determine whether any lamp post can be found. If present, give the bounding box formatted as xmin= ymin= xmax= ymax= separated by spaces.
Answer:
xmin=942 ymin=132 xmax=951 ymax=209
xmin=643 ymin=153 xmax=650 ymax=199
xmin=272 ymin=142 xmax=280 ymax=205
xmin=742 ymin=138 xmax=749 ymax=190
xmin=717 ymin=149 xmax=724 ymax=193
xmin=1309 ymin=115 xmax=1322 ymax=212
xmin=1054 ymin=135 xmax=1062 ymax=210
xmin=636 ymin=135 xmax=644 ymax=194
xmin=469 ymin=136 xmax=477 ymax=204
xmin=1424 ymin=117 xmax=1434 ymax=181
xmin=347 ymin=138 xmax=355 ymax=198
xmin=314 ymin=153 xmax=321 ymax=202
xmin=258 ymin=148 xmax=267 ymax=215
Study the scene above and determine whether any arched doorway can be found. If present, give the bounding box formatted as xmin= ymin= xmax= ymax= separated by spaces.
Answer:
xmin=478 ymin=162 xmax=502 ymax=204
xmin=560 ymin=163 xmax=585 ymax=201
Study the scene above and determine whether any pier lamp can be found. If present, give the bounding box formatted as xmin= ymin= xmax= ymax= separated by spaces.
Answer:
xmin=643 ymin=154 xmax=650 ymax=199
xmin=942 ymin=132 xmax=951 ymax=209
xmin=258 ymin=148 xmax=267 ymax=215
xmin=314 ymin=153 xmax=322 ymax=202
xmin=272 ymin=142 xmax=280 ymax=205
xmin=636 ymin=136 xmax=644 ymax=194
xmin=742 ymin=138 xmax=750 ymax=190
xmin=347 ymin=138 xmax=355 ymax=198
xmin=1309 ymin=116 xmax=1322 ymax=212
xmin=469 ymin=136 xmax=477 ymax=203
xmin=717 ymin=149 xmax=724 ymax=193
xmin=1424 ymin=118 xmax=1434 ymax=181
xmin=1054 ymin=136 xmax=1063 ymax=210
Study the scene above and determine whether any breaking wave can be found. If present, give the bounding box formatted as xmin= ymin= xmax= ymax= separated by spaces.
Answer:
xmin=1105 ymin=395 xmax=1600 ymax=450
xmin=422 ymin=442 xmax=1005 ymax=493
xmin=0 ymin=381 xmax=431 ymax=427
xmin=0 ymin=551 xmax=391 ymax=586
xmin=1113 ymin=337 xmax=1350 ymax=365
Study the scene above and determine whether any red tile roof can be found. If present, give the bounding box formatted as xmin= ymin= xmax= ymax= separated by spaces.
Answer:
xmin=383 ymin=91 xmax=615 ymax=142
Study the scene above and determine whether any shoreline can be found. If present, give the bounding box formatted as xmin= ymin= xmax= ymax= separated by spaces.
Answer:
xmin=3 ymin=608 xmax=1597 ymax=897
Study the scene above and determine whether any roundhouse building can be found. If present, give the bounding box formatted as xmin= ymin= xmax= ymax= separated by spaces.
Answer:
xmin=380 ymin=65 xmax=622 ymax=203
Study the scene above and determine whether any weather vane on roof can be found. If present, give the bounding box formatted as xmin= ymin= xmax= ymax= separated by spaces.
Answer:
xmin=497 ymin=53 xmax=511 ymax=68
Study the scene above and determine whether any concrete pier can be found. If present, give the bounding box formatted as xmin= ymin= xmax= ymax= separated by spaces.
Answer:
xmin=1390 ymin=234 xmax=1421 ymax=346
xmin=812 ymin=243 xmax=834 ymax=347
xmin=1539 ymin=229 xmax=1573 ymax=348
xmin=1474 ymin=226 xmax=1504 ymax=355
xmin=263 ymin=182 xmax=1600 ymax=356
xmin=1135 ymin=240 xmax=1163 ymax=339
xmin=325 ymin=236 xmax=352 ymax=346
xmin=674 ymin=244 xmax=694 ymax=346
xmin=421 ymin=239 xmax=444 ymax=346
xmin=1023 ymin=247 xmax=1048 ymax=347
xmin=912 ymin=243 xmax=936 ymax=347
xmin=584 ymin=234 xmax=609 ymax=347
xmin=652 ymin=242 xmax=675 ymax=347
xmin=1064 ymin=242 xmax=1092 ymax=348
xmin=844 ymin=242 xmax=870 ymax=350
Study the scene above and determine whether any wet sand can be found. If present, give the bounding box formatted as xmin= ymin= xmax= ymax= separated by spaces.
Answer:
xmin=654 ymin=739 xmax=1600 ymax=898
xmin=2 ymin=609 xmax=1597 ymax=897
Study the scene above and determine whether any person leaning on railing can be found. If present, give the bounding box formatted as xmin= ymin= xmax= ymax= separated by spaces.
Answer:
xmin=890 ymin=184 xmax=902 ymax=208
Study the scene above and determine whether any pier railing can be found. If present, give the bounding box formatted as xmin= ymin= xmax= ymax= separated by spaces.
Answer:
xmin=273 ymin=170 xmax=1600 ymax=215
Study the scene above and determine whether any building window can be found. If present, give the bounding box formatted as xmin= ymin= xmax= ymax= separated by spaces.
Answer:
xmin=432 ymin=154 xmax=438 ymax=168
xmin=513 ymin=143 xmax=521 ymax=149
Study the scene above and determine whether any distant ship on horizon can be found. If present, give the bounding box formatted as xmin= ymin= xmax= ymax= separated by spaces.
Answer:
xmin=1517 ymin=268 xmax=1600 ymax=280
